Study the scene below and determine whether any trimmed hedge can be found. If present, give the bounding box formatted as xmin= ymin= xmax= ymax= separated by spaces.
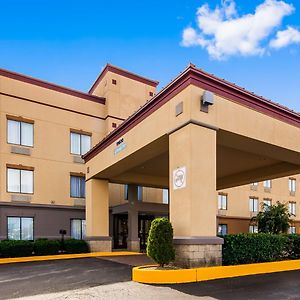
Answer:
xmin=222 ymin=233 xmax=292 ymax=265
xmin=34 ymin=239 xmax=60 ymax=256
xmin=0 ymin=239 xmax=89 ymax=258
xmin=64 ymin=239 xmax=89 ymax=254
xmin=287 ymin=234 xmax=300 ymax=259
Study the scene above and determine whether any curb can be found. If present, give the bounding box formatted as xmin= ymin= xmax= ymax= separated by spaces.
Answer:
xmin=132 ymin=259 xmax=300 ymax=284
xmin=0 ymin=251 xmax=142 ymax=265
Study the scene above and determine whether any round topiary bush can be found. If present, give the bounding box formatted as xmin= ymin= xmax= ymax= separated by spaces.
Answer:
xmin=146 ymin=217 xmax=175 ymax=267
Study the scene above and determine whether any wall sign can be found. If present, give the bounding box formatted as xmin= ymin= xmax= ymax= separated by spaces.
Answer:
xmin=114 ymin=138 xmax=127 ymax=155
xmin=173 ymin=166 xmax=186 ymax=190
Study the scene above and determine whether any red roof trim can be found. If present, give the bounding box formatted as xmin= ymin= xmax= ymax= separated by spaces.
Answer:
xmin=0 ymin=68 xmax=106 ymax=105
xmin=89 ymin=64 xmax=159 ymax=94
xmin=83 ymin=65 xmax=300 ymax=162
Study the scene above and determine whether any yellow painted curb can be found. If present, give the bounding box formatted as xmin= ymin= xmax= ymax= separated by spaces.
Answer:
xmin=133 ymin=259 xmax=300 ymax=284
xmin=0 ymin=251 xmax=142 ymax=265
xmin=132 ymin=265 xmax=197 ymax=284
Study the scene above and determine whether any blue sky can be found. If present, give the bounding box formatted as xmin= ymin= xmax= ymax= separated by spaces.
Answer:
xmin=0 ymin=0 xmax=299 ymax=111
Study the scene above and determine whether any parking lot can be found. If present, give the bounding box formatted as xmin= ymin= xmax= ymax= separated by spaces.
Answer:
xmin=1 ymin=257 xmax=300 ymax=299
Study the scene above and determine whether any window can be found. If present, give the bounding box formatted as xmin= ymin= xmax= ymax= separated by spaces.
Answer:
xmin=7 ymin=217 xmax=33 ymax=240
xmin=249 ymin=197 xmax=258 ymax=212
xmin=263 ymin=180 xmax=272 ymax=189
xmin=70 ymin=132 xmax=91 ymax=155
xmin=251 ymin=182 xmax=258 ymax=186
xmin=124 ymin=184 xmax=128 ymax=200
xmin=289 ymin=202 xmax=296 ymax=216
xmin=289 ymin=226 xmax=296 ymax=234
xmin=263 ymin=199 xmax=272 ymax=211
xmin=163 ymin=189 xmax=169 ymax=204
xmin=7 ymin=119 xmax=33 ymax=147
xmin=137 ymin=186 xmax=143 ymax=201
xmin=218 ymin=194 xmax=227 ymax=210
xmin=249 ymin=225 xmax=258 ymax=233
xmin=218 ymin=224 xmax=227 ymax=236
xmin=289 ymin=178 xmax=296 ymax=193
xmin=70 ymin=175 xmax=85 ymax=198
xmin=71 ymin=219 xmax=86 ymax=240
xmin=7 ymin=167 xmax=33 ymax=194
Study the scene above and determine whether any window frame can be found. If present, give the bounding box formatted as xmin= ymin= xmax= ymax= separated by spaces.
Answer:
xmin=7 ymin=118 xmax=34 ymax=148
xmin=70 ymin=174 xmax=86 ymax=198
xmin=70 ymin=218 xmax=86 ymax=240
xmin=289 ymin=226 xmax=296 ymax=234
xmin=249 ymin=225 xmax=258 ymax=233
xmin=218 ymin=224 xmax=228 ymax=236
xmin=6 ymin=165 xmax=34 ymax=194
xmin=7 ymin=216 xmax=34 ymax=240
xmin=263 ymin=180 xmax=272 ymax=189
xmin=218 ymin=193 xmax=228 ymax=210
xmin=249 ymin=197 xmax=258 ymax=212
xmin=289 ymin=178 xmax=296 ymax=193
xmin=70 ymin=130 xmax=92 ymax=156
xmin=263 ymin=198 xmax=272 ymax=211
xmin=289 ymin=201 xmax=296 ymax=216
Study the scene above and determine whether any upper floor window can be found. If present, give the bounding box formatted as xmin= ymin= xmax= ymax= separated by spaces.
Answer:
xmin=7 ymin=119 xmax=33 ymax=147
xmin=249 ymin=197 xmax=258 ymax=212
xmin=218 ymin=224 xmax=228 ymax=236
xmin=263 ymin=199 xmax=272 ymax=211
xmin=251 ymin=182 xmax=258 ymax=186
xmin=71 ymin=219 xmax=86 ymax=240
xmin=218 ymin=194 xmax=228 ymax=210
xmin=70 ymin=131 xmax=91 ymax=155
xmin=162 ymin=189 xmax=169 ymax=204
xmin=137 ymin=186 xmax=143 ymax=201
xmin=7 ymin=167 xmax=34 ymax=194
xmin=70 ymin=175 xmax=85 ymax=198
xmin=289 ymin=178 xmax=296 ymax=193
xmin=7 ymin=217 xmax=33 ymax=240
xmin=289 ymin=202 xmax=296 ymax=216
xmin=263 ymin=180 xmax=272 ymax=189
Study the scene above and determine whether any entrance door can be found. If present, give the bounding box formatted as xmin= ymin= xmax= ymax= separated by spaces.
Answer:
xmin=113 ymin=214 xmax=128 ymax=249
xmin=138 ymin=215 xmax=155 ymax=251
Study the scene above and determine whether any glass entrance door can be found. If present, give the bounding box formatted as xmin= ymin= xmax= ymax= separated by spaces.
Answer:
xmin=138 ymin=215 xmax=155 ymax=251
xmin=113 ymin=214 xmax=128 ymax=249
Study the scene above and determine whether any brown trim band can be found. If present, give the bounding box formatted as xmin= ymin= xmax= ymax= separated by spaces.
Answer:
xmin=70 ymin=172 xmax=85 ymax=177
xmin=70 ymin=128 xmax=92 ymax=136
xmin=89 ymin=64 xmax=159 ymax=93
xmin=6 ymin=114 xmax=35 ymax=124
xmin=84 ymin=64 xmax=300 ymax=162
xmin=0 ymin=92 xmax=125 ymax=122
xmin=0 ymin=68 xmax=106 ymax=104
xmin=6 ymin=164 xmax=34 ymax=171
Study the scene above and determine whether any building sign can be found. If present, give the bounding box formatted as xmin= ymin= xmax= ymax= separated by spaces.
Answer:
xmin=173 ymin=166 xmax=186 ymax=190
xmin=114 ymin=138 xmax=127 ymax=155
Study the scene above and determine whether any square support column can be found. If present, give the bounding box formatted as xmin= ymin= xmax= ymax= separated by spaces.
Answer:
xmin=169 ymin=123 xmax=223 ymax=268
xmin=127 ymin=185 xmax=140 ymax=252
xmin=85 ymin=178 xmax=112 ymax=252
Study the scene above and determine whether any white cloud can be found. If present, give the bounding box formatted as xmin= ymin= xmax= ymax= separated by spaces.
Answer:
xmin=181 ymin=0 xmax=297 ymax=60
xmin=269 ymin=26 xmax=300 ymax=48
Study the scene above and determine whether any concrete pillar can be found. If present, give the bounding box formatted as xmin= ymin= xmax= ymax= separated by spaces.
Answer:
xmin=85 ymin=179 xmax=112 ymax=252
xmin=127 ymin=185 xmax=140 ymax=252
xmin=169 ymin=123 xmax=223 ymax=268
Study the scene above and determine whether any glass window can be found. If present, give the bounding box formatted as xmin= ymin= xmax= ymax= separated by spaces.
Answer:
xmin=7 ymin=119 xmax=33 ymax=147
xmin=124 ymin=184 xmax=128 ymax=200
xmin=289 ymin=226 xmax=296 ymax=234
xmin=7 ymin=168 xmax=33 ymax=194
xmin=249 ymin=198 xmax=258 ymax=212
xmin=251 ymin=182 xmax=258 ymax=186
xmin=218 ymin=194 xmax=227 ymax=210
xmin=163 ymin=189 xmax=169 ymax=204
xmin=263 ymin=199 xmax=272 ymax=211
xmin=249 ymin=225 xmax=258 ymax=233
xmin=70 ymin=132 xmax=91 ymax=155
xmin=289 ymin=179 xmax=296 ymax=193
xmin=263 ymin=180 xmax=272 ymax=189
xmin=218 ymin=224 xmax=227 ymax=236
xmin=289 ymin=202 xmax=296 ymax=216
xmin=7 ymin=217 xmax=33 ymax=240
xmin=71 ymin=219 xmax=86 ymax=240
xmin=137 ymin=186 xmax=143 ymax=201
xmin=70 ymin=176 xmax=85 ymax=198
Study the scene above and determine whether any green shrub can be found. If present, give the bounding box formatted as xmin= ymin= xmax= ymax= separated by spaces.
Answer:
xmin=64 ymin=239 xmax=89 ymax=254
xmin=286 ymin=234 xmax=300 ymax=259
xmin=146 ymin=217 xmax=175 ymax=267
xmin=34 ymin=239 xmax=60 ymax=256
xmin=222 ymin=233 xmax=289 ymax=265
xmin=0 ymin=240 xmax=34 ymax=258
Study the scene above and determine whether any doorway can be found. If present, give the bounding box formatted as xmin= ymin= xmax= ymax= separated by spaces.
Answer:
xmin=113 ymin=214 xmax=128 ymax=249
xmin=138 ymin=215 xmax=155 ymax=251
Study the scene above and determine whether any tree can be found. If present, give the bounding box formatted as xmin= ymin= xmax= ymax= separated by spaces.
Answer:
xmin=146 ymin=217 xmax=175 ymax=267
xmin=251 ymin=201 xmax=292 ymax=234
